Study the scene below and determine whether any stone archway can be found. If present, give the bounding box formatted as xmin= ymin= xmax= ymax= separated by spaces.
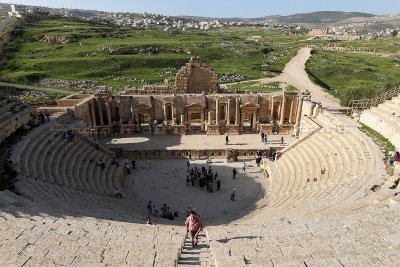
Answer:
xmin=219 ymin=104 xmax=226 ymax=123
xmin=165 ymin=105 xmax=172 ymax=121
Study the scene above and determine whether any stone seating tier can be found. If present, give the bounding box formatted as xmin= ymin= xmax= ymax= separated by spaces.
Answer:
xmin=264 ymin=111 xmax=387 ymax=216
xmin=11 ymin=120 xmax=128 ymax=215
xmin=207 ymin=204 xmax=400 ymax=266
xmin=0 ymin=207 xmax=184 ymax=266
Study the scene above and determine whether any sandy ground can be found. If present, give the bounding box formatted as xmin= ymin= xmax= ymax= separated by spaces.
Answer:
xmin=126 ymin=159 xmax=266 ymax=226
xmin=256 ymin=47 xmax=342 ymax=108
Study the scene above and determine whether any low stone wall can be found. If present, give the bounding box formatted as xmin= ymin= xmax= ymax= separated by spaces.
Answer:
xmin=0 ymin=109 xmax=34 ymax=143
xmin=114 ymin=147 xmax=280 ymax=161
xmin=360 ymin=109 xmax=400 ymax=151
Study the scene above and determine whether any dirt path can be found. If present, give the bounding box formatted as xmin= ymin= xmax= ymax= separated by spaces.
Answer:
xmin=0 ymin=81 xmax=76 ymax=95
xmin=256 ymin=47 xmax=341 ymax=108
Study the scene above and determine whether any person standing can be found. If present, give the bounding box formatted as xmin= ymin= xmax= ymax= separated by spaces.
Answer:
xmin=260 ymin=132 xmax=264 ymax=142
xmin=242 ymin=162 xmax=246 ymax=173
xmin=125 ymin=161 xmax=131 ymax=174
xmin=185 ymin=211 xmax=204 ymax=248
xmin=280 ymin=137 xmax=285 ymax=146
xmin=217 ymin=179 xmax=221 ymax=191
xmin=131 ymin=159 xmax=136 ymax=170
xmin=225 ymin=135 xmax=229 ymax=145
xmin=44 ymin=109 xmax=50 ymax=122
xmin=232 ymin=168 xmax=237 ymax=179
xmin=186 ymin=160 xmax=190 ymax=172
xmin=115 ymin=188 xmax=122 ymax=198
xmin=147 ymin=201 xmax=153 ymax=215
xmin=264 ymin=133 xmax=268 ymax=144
xmin=231 ymin=187 xmax=236 ymax=201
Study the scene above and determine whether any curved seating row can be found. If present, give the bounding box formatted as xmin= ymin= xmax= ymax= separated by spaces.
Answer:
xmin=265 ymin=111 xmax=388 ymax=215
xmin=360 ymin=95 xmax=400 ymax=150
xmin=10 ymin=118 xmax=133 ymax=217
xmin=0 ymin=205 xmax=184 ymax=266
xmin=207 ymin=203 xmax=400 ymax=266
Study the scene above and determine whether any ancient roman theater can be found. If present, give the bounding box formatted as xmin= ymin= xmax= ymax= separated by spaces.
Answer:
xmin=1 ymin=56 xmax=400 ymax=267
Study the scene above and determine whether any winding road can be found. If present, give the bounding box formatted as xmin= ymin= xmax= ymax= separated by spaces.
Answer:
xmin=256 ymin=47 xmax=341 ymax=108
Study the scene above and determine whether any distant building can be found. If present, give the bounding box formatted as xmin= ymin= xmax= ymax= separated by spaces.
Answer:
xmin=8 ymin=4 xmax=22 ymax=18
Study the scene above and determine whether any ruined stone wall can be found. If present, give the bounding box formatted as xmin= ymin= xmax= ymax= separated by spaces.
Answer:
xmin=175 ymin=58 xmax=220 ymax=94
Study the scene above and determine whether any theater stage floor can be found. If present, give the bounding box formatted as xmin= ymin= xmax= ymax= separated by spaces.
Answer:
xmin=104 ymin=134 xmax=295 ymax=151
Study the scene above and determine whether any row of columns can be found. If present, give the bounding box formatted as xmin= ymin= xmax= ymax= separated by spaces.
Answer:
xmin=270 ymin=95 xmax=302 ymax=125
xmin=89 ymin=98 xmax=113 ymax=127
xmin=159 ymin=95 xmax=304 ymax=128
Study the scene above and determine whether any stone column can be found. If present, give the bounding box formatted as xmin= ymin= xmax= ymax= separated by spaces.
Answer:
xmin=279 ymin=95 xmax=286 ymax=125
xmin=235 ymin=99 xmax=240 ymax=125
xmin=201 ymin=111 xmax=205 ymax=131
xmin=163 ymin=104 xmax=167 ymax=124
xmin=105 ymin=100 xmax=112 ymax=126
xmin=181 ymin=114 xmax=185 ymax=126
xmin=252 ymin=113 xmax=257 ymax=131
xmin=97 ymin=99 xmax=104 ymax=126
xmin=227 ymin=99 xmax=231 ymax=125
xmin=294 ymin=97 xmax=303 ymax=127
xmin=270 ymin=96 xmax=275 ymax=123
xmin=137 ymin=113 xmax=142 ymax=128
xmin=131 ymin=106 xmax=135 ymax=124
xmin=215 ymin=98 xmax=220 ymax=125
xmin=288 ymin=97 xmax=295 ymax=124
xmin=89 ymin=101 xmax=97 ymax=127
xmin=208 ymin=111 xmax=212 ymax=125
xmin=171 ymin=104 xmax=175 ymax=125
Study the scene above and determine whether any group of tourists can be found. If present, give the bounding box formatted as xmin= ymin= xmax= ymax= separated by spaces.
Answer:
xmin=147 ymin=200 xmax=178 ymax=220
xmin=38 ymin=109 xmax=50 ymax=124
xmin=124 ymin=159 xmax=136 ymax=174
xmin=260 ymin=131 xmax=285 ymax=146
xmin=63 ymin=129 xmax=75 ymax=141
xmin=186 ymin=161 xmax=221 ymax=193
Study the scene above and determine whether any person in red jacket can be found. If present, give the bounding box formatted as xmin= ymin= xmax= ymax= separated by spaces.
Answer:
xmin=185 ymin=211 xmax=204 ymax=247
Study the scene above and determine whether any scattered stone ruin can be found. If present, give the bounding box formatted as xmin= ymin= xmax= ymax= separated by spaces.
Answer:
xmin=175 ymin=57 xmax=220 ymax=94
xmin=124 ymin=57 xmax=220 ymax=95
xmin=34 ymin=34 xmax=78 ymax=44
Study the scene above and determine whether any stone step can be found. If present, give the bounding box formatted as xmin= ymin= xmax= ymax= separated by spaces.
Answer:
xmin=178 ymin=233 xmax=214 ymax=267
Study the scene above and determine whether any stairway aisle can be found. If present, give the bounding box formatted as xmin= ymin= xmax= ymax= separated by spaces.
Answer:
xmin=178 ymin=232 xmax=214 ymax=267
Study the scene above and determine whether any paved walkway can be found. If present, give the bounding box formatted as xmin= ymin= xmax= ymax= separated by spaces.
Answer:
xmin=0 ymin=81 xmax=77 ymax=95
xmin=105 ymin=134 xmax=295 ymax=151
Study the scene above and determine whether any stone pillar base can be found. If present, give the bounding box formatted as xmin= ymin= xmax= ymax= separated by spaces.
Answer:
xmin=206 ymin=125 xmax=221 ymax=135
xmin=225 ymin=125 xmax=241 ymax=135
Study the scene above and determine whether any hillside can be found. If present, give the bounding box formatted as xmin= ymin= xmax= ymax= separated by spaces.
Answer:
xmin=181 ymin=11 xmax=376 ymax=24
xmin=274 ymin=11 xmax=376 ymax=24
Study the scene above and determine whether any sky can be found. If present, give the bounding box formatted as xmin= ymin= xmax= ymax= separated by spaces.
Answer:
xmin=6 ymin=0 xmax=400 ymax=17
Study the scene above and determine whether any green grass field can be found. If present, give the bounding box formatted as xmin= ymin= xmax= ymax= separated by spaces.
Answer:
xmin=0 ymin=19 xmax=309 ymax=90
xmin=1 ymin=18 xmax=400 ymax=105
xmin=306 ymin=50 xmax=400 ymax=105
